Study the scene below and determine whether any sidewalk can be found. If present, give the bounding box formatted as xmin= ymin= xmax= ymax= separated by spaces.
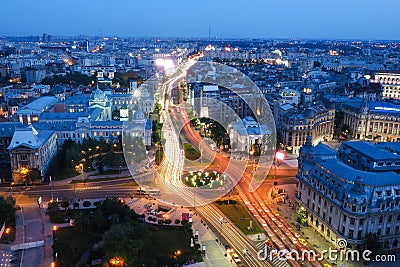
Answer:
xmin=10 ymin=194 xmax=55 ymax=267
xmin=192 ymin=215 xmax=233 ymax=267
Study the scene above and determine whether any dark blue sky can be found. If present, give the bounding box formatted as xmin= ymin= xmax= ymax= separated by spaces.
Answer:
xmin=1 ymin=0 xmax=399 ymax=39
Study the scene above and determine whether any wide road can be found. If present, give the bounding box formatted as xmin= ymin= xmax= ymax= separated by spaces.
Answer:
xmin=155 ymin=59 xmax=271 ymax=267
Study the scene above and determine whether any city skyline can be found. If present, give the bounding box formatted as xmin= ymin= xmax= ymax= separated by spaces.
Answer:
xmin=1 ymin=0 xmax=400 ymax=40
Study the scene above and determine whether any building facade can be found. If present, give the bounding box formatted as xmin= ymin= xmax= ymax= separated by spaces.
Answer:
xmin=373 ymin=72 xmax=400 ymax=99
xmin=342 ymin=99 xmax=400 ymax=142
xmin=8 ymin=126 xmax=57 ymax=183
xmin=296 ymin=138 xmax=400 ymax=251
xmin=274 ymin=101 xmax=335 ymax=154
xmin=228 ymin=116 xmax=270 ymax=152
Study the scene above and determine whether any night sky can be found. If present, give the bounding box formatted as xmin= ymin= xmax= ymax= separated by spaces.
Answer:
xmin=1 ymin=0 xmax=399 ymax=40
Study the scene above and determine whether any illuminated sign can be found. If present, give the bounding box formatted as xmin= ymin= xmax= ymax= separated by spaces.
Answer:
xmin=374 ymin=107 xmax=400 ymax=112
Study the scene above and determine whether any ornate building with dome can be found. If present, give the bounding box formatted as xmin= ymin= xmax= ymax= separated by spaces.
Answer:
xmin=89 ymin=87 xmax=112 ymax=121
xmin=274 ymin=99 xmax=335 ymax=154
xmin=296 ymin=138 xmax=400 ymax=251
xmin=6 ymin=86 xmax=154 ymax=181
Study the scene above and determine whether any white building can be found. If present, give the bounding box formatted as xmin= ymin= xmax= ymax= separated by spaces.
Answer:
xmin=278 ymin=88 xmax=300 ymax=106
xmin=372 ymin=72 xmax=400 ymax=99
xmin=8 ymin=126 xmax=57 ymax=183
xmin=229 ymin=116 xmax=271 ymax=152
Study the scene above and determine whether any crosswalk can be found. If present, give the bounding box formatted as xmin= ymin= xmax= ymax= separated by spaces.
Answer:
xmin=78 ymin=186 xmax=100 ymax=190
xmin=255 ymin=241 xmax=290 ymax=267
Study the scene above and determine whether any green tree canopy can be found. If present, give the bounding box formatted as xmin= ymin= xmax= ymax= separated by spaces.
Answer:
xmin=0 ymin=196 xmax=15 ymax=225
xmin=25 ymin=168 xmax=42 ymax=184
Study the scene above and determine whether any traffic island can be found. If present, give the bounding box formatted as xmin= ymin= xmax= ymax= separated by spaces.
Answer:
xmin=215 ymin=196 xmax=263 ymax=235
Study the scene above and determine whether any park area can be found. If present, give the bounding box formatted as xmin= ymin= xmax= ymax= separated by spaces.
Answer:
xmin=49 ymin=198 xmax=202 ymax=267
xmin=216 ymin=196 xmax=263 ymax=235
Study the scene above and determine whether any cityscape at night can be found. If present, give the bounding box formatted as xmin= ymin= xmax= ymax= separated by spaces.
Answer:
xmin=1 ymin=1 xmax=400 ymax=267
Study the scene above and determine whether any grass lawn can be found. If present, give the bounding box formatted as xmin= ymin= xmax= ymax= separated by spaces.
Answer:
xmin=215 ymin=196 xmax=263 ymax=235
xmin=48 ymin=209 xmax=96 ymax=224
xmin=52 ymin=168 xmax=79 ymax=181
xmin=184 ymin=143 xmax=200 ymax=161
xmin=53 ymin=226 xmax=101 ymax=267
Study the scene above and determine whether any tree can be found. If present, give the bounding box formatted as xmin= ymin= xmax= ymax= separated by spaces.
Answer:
xmin=24 ymin=168 xmax=42 ymax=184
xmin=103 ymin=151 xmax=126 ymax=168
xmin=60 ymin=200 xmax=70 ymax=211
xmin=103 ymin=221 xmax=148 ymax=266
xmin=0 ymin=196 xmax=15 ymax=225
xmin=296 ymin=208 xmax=307 ymax=224
xmin=364 ymin=232 xmax=383 ymax=260
xmin=83 ymin=201 xmax=91 ymax=208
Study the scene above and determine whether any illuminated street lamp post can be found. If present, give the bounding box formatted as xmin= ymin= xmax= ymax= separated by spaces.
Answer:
xmin=10 ymin=182 xmax=14 ymax=197
xmin=76 ymin=163 xmax=84 ymax=190
xmin=274 ymin=150 xmax=285 ymax=185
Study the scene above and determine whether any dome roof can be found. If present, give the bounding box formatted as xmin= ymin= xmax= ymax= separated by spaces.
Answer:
xmin=360 ymin=99 xmax=369 ymax=113
xmin=90 ymin=88 xmax=106 ymax=101
xmin=132 ymin=108 xmax=145 ymax=121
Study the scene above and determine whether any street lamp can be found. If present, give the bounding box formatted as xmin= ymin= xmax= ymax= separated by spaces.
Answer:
xmin=250 ymin=150 xmax=254 ymax=162
xmin=274 ymin=150 xmax=285 ymax=186
xmin=76 ymin=163 xmax=84 ymax=189
xmin=109 ymin=257 xmax=124 ymax=266
xmin=10 ymin=182 xmax=14 ymax=197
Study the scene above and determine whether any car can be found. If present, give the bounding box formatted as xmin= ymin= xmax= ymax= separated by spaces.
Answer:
xmin=231 ymin=253 xmax=241 ymax=264
xmin=298 ymin=238 xmax=307 ymax=246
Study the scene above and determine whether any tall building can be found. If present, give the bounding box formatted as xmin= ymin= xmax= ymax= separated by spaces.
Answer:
xmin=274 ymin=101 xmax=335 ymax=154
xmin=296 ymin=138 xmax=400 ymax=251
xmin=373 ymin=72 xmax=400 ymax=99
xmin=341 ymin=99 xmax=400 ymax=142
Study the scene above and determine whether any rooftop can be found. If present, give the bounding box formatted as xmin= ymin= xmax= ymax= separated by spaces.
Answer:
xmin=0 ymin=122 xmax=24 ymax=138
xmin=341 ymin=141 xmax=400 ymax=161
xmin=8 ymin=126 xmax=54 ymax=150
xmin=16 ymin=96 xmax=58 ymax=114
xmin=319 ymin=159 xmax=400 ymax=186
